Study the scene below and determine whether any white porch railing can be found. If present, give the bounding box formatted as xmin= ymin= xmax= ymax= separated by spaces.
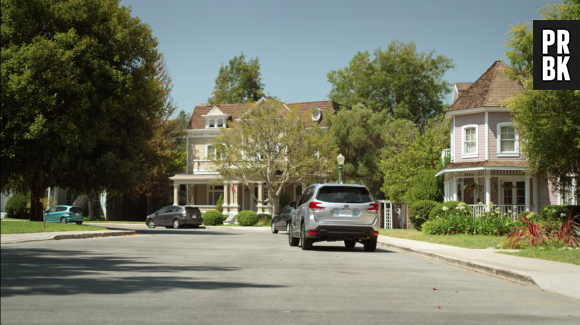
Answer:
xmin=469 ymin=204 xmax=535 ymax=218
xmin=191 ymin=160 xmax=214 ymax=172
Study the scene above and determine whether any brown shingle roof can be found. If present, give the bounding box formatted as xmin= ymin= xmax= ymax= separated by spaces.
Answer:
xmin=187 ymin=99 xmax=341 ymax=129
xmin=448 ymin=61 xmax=524 ymax=111
xmin=443 ymin=160 xmax=527 ymax=169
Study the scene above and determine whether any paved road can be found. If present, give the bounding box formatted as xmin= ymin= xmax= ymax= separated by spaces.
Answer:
xmin=1 ymin=227 xmax=579 ymax=325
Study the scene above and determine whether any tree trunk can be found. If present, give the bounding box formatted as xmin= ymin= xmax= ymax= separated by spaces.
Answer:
xmin=29 ymin=182 xmax=47 ymax=222
xmin=87 ymin=192 xmax=95 ymax=220
xmin=146 ymin=194 xmax=154 ymax=215
xmin=272 ymin=195 xmax=279 ymax=216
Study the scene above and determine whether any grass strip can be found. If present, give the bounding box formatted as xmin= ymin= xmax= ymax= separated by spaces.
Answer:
xmin=378 ymin=229 xmax=503 ymax=249
xmin=497 ymin=248 xmax=580 ymax=265
xmin=1 ymin=221 xmax=106 ymax=234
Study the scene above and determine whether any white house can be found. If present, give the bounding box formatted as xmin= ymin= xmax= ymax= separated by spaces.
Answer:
xmin=169 ymin=98 xmax=340 ymax=215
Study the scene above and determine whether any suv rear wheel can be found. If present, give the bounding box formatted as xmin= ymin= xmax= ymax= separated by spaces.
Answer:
xmin=300 ymin=223 xmax=313 ymax=250
xmin=363 ymin=237 xmax=377 ymax=252
xmin=288 ymin=223 xmax=299 ymax=246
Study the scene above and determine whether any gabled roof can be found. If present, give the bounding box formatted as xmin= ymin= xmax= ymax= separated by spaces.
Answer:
xmin=448 ymin=61 xmax=524 ymax=112
xmin=187 ymin=99 xmax=341 ymax=129
xmin=202 ymin=106 xmax=230 ymax=117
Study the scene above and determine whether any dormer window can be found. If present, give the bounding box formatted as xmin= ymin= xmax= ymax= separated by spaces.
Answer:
xmin=461 ymin=124 xmax=478 ymax=158
xmin=497 ymin=122 xmax=519 ymax=157
xmin=202 ymin=106 xmax=230 ymax=129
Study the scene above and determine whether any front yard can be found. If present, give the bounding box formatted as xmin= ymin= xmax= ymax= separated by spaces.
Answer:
xmin=1 ymin=220 xmax=106 ymax=234
xmin=498 ymin=248 xmax=580 ymax=265
xmin=378 ymin=229 xmax=503 ymax=249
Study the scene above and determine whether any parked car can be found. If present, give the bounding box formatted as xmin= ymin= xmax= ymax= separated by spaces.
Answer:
xmin=44 ymin=205 xmax=84 ymax=225
xmin=287 ymin=183 xmax=379 ymax=251
xmin=146 ymin=205 xmax=202 ymax=229
xmin=271 ymin=205 xmax=295 ymax=233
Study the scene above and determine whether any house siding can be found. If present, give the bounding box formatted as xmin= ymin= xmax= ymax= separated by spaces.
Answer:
xmin=488 ymin=112 xmax=522 ymax=160
xmin=187 ymin=137 xmax=216 ymax=173
xmin=454 ymin=113 xmax=485 ymax=163
xmin=538 ymin=178 xmax=559 ymax=211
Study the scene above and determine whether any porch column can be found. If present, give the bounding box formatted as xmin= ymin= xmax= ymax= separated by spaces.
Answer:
xmin=223 ymin=182 xmax=229 ymax=213
xmin=173 ymin=184 xmax=179 ymax=206
xmin=525 ymin=176 xmax=530 ymax=211
xmin=452 ymin=177 xmax=457 ymax=201
xmin=301 ymin=182 xmax=307 ymax=194
xmin=257 ymin=183 xmax=263 ymax=213
xmin=189 ymin=185 xmax=195 ymax=205
xmin=485 ymin=175 xmax=491 ymax=211
xmin=533 ymin=177 xmax=538 ymax=213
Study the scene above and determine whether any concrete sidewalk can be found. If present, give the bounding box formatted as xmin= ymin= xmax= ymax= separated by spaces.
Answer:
xmin=377 ymin=235 xmax=580 ymax=301
xmin=1 ymin=230 xmax=137 ymax=245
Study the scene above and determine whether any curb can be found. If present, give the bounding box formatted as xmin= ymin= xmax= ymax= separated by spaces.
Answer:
xmin=376 ymin=238 xmax=537 ymax=286
xmin=1 ymin=230 xmax=137 ymax=245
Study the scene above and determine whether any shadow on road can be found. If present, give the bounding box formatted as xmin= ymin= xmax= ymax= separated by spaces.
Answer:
xmin=107 ymin=227 xmax=241 ymax=236
xmin=0 ymin=247 xmax=284 ymax=298
xmin=308 ymin=246 xmax=396 ymax=254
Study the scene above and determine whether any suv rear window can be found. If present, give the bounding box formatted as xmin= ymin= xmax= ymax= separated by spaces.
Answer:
xmin=316 ymin=186 xmax=372 ymax=203
xmin=69 ymin=207 xmax=82 ymax=214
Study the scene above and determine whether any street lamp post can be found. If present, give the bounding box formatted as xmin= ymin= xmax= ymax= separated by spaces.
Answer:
xmin=337 ymin=153 xmax=345 ymax=184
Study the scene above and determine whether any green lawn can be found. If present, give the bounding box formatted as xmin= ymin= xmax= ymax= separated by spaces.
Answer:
xmin=83 ymin=220 xmax=145 ymax=224
xmin=498 ymin=248 xmax=580 ymax=265
xmin=1 ymin=221 xmax=106 ymax=234
xmin=378 ymin=229 xmax=503 ymax=249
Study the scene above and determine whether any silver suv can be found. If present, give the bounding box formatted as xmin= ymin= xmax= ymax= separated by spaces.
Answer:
xmin=287 ymin=183 xmax=379 ymax=251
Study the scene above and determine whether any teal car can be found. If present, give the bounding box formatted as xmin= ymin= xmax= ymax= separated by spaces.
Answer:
xmin=45 ymin=205 xmax=84 ymax=225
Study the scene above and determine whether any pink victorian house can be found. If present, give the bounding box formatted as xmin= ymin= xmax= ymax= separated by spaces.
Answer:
xmin=437 ymin=60 xmax=576 ymax=216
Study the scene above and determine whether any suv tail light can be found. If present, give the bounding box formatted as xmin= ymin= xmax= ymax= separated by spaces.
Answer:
xmin=309 ymin=201 xmax=324 ymax=211
xmin=367 ymin=203 xmax=378 ymax=214
xmin=66 ymin=212 xmax=71 ymax=215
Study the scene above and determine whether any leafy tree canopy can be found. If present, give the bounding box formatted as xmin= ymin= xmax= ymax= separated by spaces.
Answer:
xmin=328 ymin=103 xmax=415 ymax=198
xmin=208 ymin=52 xmax=265 ymax=105
xmin=379 ymin=117 xmax=449 ymax=203
xmin=504 ymin=1 xmax=580 ymax=188
xmin=1 ymin=0 xmax=163 ymax=220
xmin=211 ymin=100 xmax=337 ymax=213
xmin=326 ymin=40 xmax=454 ymax=127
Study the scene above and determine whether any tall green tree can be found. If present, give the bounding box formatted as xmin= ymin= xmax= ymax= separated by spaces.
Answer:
xmin=1 ymin=0 xmax=163 ymax=221
xmin=328 ymin=103 xmax=415 ymax=198
xmin=327 ymin=41 xmax=454 ymax=127
xmin=211 ymin=100 xmax=336 ymax=213
xmin=379 ymin=117 xmax=449 ymax=203
xmin=208 ymin=52 xmax=265 ymax=105
xmin=504 ymin=1 xmax=580 ymax=188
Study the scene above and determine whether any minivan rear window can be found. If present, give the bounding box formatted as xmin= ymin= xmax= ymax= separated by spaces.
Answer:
xmin=70 ymin=207 xmax=82 ymax=214
xmin=315 ymin=186 xmax=372 ymax=203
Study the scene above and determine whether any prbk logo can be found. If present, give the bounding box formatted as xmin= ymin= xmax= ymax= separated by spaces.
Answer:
xmin=533 ymin=20 xmax=580 ymax=90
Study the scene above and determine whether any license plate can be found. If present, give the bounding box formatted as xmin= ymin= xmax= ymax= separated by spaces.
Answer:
xmin=338 ymin=209 xmax=352 ymax=217
xmin=75 ymin=213 xmax=80 ymax=216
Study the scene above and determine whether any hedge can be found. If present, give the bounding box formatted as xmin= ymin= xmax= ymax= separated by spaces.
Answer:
xmin=257 ymin=213 xmax=272 ymax=226
xmin=236 ymin=210 xmax=259 ymax=226
xmin=5 ymin=193 xmax=30 ymax=219
xmin=541 ymin=205 xmax=580 ymax=222
xmin=202 ymin=209 xmax=224 ymax=226
xmin=422 ymin=214 xmax=517 ymax=236
xmin=409 ymin=200 xmax=438 ymax=231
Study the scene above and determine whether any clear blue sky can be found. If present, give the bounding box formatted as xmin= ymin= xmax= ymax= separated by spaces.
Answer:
xmin=120 ymin=0 xmax=557 ymax=116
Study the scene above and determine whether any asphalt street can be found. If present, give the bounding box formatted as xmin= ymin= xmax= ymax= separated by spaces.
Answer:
xmin=1 ymin=226 xmax=579 ymax=325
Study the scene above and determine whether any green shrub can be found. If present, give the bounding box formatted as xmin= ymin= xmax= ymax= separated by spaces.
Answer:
xmin=422 ymin=214 xmax=517 ymax=236
xmin=409 ymin=200 xmax=438 ymax=231
xmin=256 ymin=213 xmax=272 ymax=226
xmin=406 ymin=169 xmax=444 ymax=203
xmin=541 ymin=205 xmax=580 ymax=222
xmin=429 ymin=201 xmax=470 ymax=220
xmin=236 ymin=210 xmax=259 ymax=226
xmin=5 ymin=193 xmax=30 ymax=219
xmin=202 ymin=209 xmax=224 ymax=226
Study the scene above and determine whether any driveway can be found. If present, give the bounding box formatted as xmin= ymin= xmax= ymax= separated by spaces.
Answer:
xmin=1 ymin=227 xmax=578 ymax=325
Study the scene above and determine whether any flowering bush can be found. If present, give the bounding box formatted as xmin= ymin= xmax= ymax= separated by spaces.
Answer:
xmin=422 ymin=214 xmax=517 ymax=236
xmin=429 ymin=201 xmax=470 ymax=220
